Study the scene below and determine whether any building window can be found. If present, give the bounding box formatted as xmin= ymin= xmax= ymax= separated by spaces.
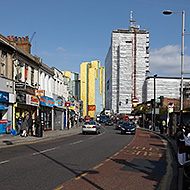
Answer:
xmin=1 ymin=51 xmax=7 ymax=76
xmin=31 ymin=67 xmax=34 ymax=86
xmin=25 ymin=64 xmax=28 ymax=80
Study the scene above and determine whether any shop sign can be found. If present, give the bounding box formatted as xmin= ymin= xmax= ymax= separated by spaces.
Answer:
xmin=65 ymin=102 xmax=71 ymax=107
xmin=39 ymin=96 xmax=55 ymax=107
xmin=88 ymin=105 xmax=96 ymax=111
xmin=69 ymin=106 xmax=75 ymax=110
xmin=26 ymin=94 xmax=39 ymax=106
xmin=0 ymin=91 xmax=9 ymax=103
xmin=35 ymin=90 xmax=45 ymax=97
xmin=55 ymin=100 xmax=62 ymax=107
xmin=0 ymin=103 xmax=8 ymax=110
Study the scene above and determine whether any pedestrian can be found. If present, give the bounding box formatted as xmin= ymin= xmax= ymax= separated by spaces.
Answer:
xmin=183 ymin=124 xmax=190 ymax=161
xmin=35 ymin=116 xmax=41 ymax=137
xmin=176 ymin=126 xmax=186 ymax=166
xmin=67 ymin=118 xmax=70 ymax=130
xmin=148 ymin=119 xmax=152 ymax=130
xmin=27 ymin=114 xmax=33 ymax=136
xmin=16 ymin=116 xmax=23 ymax=135
xmin=21 ymin=116 xmax=29 ymax=137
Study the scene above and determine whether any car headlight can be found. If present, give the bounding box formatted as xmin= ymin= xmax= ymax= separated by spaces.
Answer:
xmin=121 ymin=127 xmax=125 ymax=130
xmin=131 ymin=128 xmax=135 ymax=131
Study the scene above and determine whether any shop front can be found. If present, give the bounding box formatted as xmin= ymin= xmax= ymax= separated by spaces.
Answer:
xmin=0 ymin=91 xmax=10 ymax=133
xmin=54 ymin=96 xmax=66 ymax=130
xmin=39 ymin=96 xmax=54 ymax=131
xmin=15 ymin=91 xmax=39 ymax=132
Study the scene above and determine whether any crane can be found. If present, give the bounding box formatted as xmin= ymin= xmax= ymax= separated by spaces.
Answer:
xmin=30 ymin=32 xmax=36 ymax=43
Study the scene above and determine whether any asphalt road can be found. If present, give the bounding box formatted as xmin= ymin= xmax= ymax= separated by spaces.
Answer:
xmin=0 ymin=124 xmax=134 ymax=190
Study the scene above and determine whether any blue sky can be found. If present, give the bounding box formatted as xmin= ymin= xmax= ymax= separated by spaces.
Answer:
xmin=1 ymin=0 xmax=190 ymax=77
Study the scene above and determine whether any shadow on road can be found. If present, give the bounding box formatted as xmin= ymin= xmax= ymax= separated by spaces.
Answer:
xmin=25 ymin=144 xmax=104 ymax=190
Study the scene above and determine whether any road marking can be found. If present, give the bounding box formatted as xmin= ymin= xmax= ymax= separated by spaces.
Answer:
xmin=32 ymin=147 xmax=58 ymax=156
xmin=75 ymin=172 xmax=87 ymax=180
xmin=69 ymin=140 xmax=83 ymax=145
xmin=54 ymin=185 xmax=64 ymax=190
xmin=93 ymin=163 xmax=104 ymax=170
xmin=0 ymin=160 xmax=10 ymax=165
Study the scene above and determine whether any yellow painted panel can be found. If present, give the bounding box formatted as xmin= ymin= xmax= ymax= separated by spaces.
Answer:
xmin=80 ymin=62 xmax=89 ymax=117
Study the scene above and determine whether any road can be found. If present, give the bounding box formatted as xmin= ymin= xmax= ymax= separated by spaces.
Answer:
xmin=0 ymin=124 xmax=135 ymax=190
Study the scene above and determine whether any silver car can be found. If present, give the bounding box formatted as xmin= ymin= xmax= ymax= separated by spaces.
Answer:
xmin=82 ymin=121 xmax=101 ymax=134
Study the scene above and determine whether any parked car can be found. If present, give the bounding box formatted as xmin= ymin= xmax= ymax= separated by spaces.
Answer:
xmin=105 ymin=119 xmax=113 ymax=126
xmin=121 ymin=121 xmax=136 ymax=135
xmin=82 ymin=121 xmax=101 ymax=134
xmin=116 ymin=120 xmax=124 ymax=130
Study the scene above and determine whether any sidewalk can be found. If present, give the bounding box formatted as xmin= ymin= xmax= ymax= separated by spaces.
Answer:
xmin=139 ymin=127 xmax=182 ymax=190
xmin=0 ymin=125 xmax=82 ymax=148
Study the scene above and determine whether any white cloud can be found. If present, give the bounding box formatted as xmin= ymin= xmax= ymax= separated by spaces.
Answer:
xmin=56 ymin=46 xmax=66 ymax=52
xmin=150 ymin=45 xmax=190 ymax=76
xmin=41 ymin=51 xmax=53 ymax=56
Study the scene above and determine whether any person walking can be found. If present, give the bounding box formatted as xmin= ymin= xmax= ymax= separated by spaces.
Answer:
xmin=27 ymin=114 xmax=33 ymax=136
xmin=35 ymin=116 xmax=41 ymax=137
xmin=21 ymin=116 xmax=29 ymax=137
xmin=16 ymin=116 xmax=23 ymax=135
xmin=176 ymin=126 xmax=186 ymax=166
xmin=183 ymin=124 xmax=190 ymax=161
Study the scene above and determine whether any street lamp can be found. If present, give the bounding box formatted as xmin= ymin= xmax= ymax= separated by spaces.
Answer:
xmin=153 ymin=74 xmax=157 ymax=131
xmin=163 ymin=10 xmax=185 ymax=114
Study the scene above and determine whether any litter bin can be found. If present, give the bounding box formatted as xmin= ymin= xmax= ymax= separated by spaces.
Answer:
xmin=0 ymin=119 xmax=8 ymax=134
xmin=183 ymin=160 xmax=190 ymax=189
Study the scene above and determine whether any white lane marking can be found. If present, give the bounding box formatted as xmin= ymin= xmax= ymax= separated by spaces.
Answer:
xmin=0 ymin=160 xmax=9 ymax=165
xmin=32 ymin=147 xmax=59 ymax=156
xmin=70 ymin=140 xmax=83 ymax=145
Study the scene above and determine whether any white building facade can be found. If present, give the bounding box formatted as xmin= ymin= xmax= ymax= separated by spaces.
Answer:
xmin=143 ymin=76 xmax=190 ymax=102
xmin=105 ymin=22 xmax=149 ymax=114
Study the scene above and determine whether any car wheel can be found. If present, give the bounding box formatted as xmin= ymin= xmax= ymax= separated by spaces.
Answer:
xmin=82 ymin=131 xmax=86 ymax=135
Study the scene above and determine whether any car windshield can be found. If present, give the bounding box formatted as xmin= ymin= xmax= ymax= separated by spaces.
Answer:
xmin=85 ymin=121 xmax=96 ymax=125
xmin=122 ymin=121 xmax=134 ymax=127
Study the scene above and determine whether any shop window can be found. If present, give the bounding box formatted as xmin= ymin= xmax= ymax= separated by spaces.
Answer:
xmin=1 ymin=51 xmax=7 ymax=76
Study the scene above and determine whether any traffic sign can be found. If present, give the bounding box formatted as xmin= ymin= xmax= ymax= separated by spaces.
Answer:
xmin=132 ymin=97 xmax=139 ymax=104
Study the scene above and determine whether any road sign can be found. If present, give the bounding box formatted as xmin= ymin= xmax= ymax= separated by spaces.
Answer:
xmin=65 ymin=102 xmax=71 ymax=107
xmin=132 ymin=97 xmax=139 ymax=104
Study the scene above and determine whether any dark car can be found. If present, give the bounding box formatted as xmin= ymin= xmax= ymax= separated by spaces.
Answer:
xmin=116 ymin=120 xmax=124 ymax=130
xmin=121 ymin=121 xmax=136 ymax=135
xmin=105 ymin=119 xmax=113 ymax=126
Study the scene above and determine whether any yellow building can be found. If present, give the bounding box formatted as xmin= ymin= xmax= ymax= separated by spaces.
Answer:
xmin=80 ymin=60 xmax=105 ymax=118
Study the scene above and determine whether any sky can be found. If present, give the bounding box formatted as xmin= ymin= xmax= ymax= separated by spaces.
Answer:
xmin=1 ymin=0 xmax=190 ymax=77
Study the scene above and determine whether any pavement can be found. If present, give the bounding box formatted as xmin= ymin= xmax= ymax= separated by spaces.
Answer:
xmin=0 ymin=125 xmax=82 ymax=148
xmin=0 ymin=124 xmax=182 ymax=189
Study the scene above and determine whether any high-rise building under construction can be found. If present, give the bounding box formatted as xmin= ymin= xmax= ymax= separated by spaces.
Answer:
xmin=105 ymin=12 xmax=150 ymax=114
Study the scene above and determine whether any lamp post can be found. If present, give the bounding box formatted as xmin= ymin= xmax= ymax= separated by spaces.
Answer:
xmin=153 ymin=74 xmax=157 ymax=131
xmin=163 ymin=10 xmax=185 ymax=117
